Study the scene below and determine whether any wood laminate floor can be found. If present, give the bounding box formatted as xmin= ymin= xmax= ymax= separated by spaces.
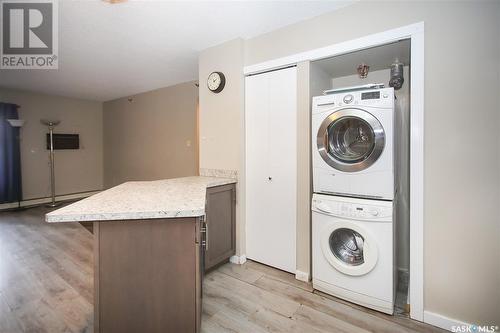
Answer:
xmin=0 ymin=206 xmax=444 ymax=333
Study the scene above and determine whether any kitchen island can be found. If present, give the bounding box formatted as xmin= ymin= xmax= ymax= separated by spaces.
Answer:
xmin=46 ymin=176 xmax=237 ymax=333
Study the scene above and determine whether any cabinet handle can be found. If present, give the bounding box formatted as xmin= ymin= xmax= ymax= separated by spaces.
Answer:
xmin=204 ymin=221 xmax=208 ymax=251
xmin=200 ymin=216 xmax=208 ymax=250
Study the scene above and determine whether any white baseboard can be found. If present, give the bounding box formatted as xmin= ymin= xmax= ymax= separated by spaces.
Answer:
xmin=230 ymin=254 xmax=247 ymax=265
xmin=0 ymin=202 xmax=21 ymax=210
xmin=295 ymin=270 xmax=310 ymax=282
xmin=424 ymin=310 xmax=472 ymax=332
xmin=0 ymin=190 xmax=101 ymax=211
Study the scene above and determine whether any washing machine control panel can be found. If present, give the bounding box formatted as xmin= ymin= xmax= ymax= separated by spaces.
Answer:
xmin=340 ymin=204 xmax=382 ymax=218
xmin=312 ymin=197 xmax=391 ymax=220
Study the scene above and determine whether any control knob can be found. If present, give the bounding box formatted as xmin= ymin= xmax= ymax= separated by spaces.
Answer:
xmin=343 ymin=94 xmax=354 ymax=104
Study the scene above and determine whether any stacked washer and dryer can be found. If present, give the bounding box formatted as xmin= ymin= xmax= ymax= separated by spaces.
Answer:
xmin=311 ymin=86 xmax=397 ymax=314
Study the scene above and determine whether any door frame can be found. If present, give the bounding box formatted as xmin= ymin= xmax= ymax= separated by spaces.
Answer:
xmin=243 ymin=22 xmax=425 ymax=321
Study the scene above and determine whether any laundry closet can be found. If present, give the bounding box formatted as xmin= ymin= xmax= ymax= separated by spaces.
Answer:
xmin=244 ymin=39 xmax=411 ymax=315
xmin=309 ymin=39 xmax=411 ymax=315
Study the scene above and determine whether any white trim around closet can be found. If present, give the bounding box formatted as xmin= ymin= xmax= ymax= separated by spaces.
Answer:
xmin=243 ymin=22 xmax=425 ymax=322
xmin=424 ymin=311 xmax=472 ymax=332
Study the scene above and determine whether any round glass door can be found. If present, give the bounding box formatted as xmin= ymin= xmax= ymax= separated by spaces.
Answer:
xmin=329 ymin=228 xmax=365 ymax=266
xmin=317 ymin=108 xmax=385 ymax=172
xmin=327 ymin=117 xmax=375 ymax=164
xmin=321 ymin=222 xmax=378 ymax=276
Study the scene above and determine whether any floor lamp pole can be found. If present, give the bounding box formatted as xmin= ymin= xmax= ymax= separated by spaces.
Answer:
xmin=41 ymin=119 xmax=61 ymax=208
xmin=48 ymin=125 xmax=57 ymax=207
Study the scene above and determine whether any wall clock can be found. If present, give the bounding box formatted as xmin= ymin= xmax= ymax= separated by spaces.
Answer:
xmin=207 ymin=71 xmax=226 ymax=93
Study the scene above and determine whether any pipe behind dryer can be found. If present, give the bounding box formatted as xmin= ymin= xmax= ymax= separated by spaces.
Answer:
xmin=389 ymin=59 xmax=404 ymax=90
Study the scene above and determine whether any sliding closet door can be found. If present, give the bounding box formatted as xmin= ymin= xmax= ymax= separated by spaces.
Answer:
xmin=245 ymin=67 xmax=297 ymax=273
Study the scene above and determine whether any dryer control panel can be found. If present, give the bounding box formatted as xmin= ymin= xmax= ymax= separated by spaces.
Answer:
xmin=312 ymin=87 xmax=394 ymax=115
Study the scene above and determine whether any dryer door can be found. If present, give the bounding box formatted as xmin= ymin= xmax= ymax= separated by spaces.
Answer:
xmin=321 ymin=221 xmax=378 ymax=276
xmin=317 ymin=108 xmax=385 ymax=172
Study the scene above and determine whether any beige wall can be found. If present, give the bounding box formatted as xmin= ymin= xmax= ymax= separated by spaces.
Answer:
xmin=198 ymin=38 xmax=246 ymax=255
xmin=199 ymin=39 xmax=244 ymax=172
xmin=0 ymin=88 xmax=103 ymax=200
xmin=103 ymin=81 xmax=198 ymax=188
xmin=199 ymin=1 xmax=500 ymax=325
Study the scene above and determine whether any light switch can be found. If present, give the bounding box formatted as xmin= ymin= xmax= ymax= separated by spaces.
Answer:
xmin=186 ymin=140 xmax=191 ymax=147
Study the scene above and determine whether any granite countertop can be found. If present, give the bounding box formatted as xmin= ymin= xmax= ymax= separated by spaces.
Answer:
xmin=45 ymin=176 xmax=236 ymax=223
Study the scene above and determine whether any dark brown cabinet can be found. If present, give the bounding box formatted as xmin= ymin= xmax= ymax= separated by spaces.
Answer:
xmin=94 ymin=217 xmax=203 ymax=333
xmin=204 ymin=184 xmax=236 ymax=271
xmin=91 ymin=182 xmax=235 ymax=333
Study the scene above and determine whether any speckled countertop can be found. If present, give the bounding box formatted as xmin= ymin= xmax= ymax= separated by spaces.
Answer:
xmin=45 ymin=176 xmax=236 ymax=223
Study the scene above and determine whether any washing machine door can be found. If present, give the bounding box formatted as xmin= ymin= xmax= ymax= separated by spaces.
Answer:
xmin=317 ymin=108 xmax=385 ymax=172
xmin=321 ymin=221 xmax=378 ymax=276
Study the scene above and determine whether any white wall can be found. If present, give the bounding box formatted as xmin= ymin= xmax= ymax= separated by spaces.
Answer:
xmin=0 ymin=88 xmax=103 ymax=200
xmin=296 ymin=61 xmax=312 ymax=278
xmin=309 ymin=62 xmax=332 ymax=96
xmin=199 ymin=0 xmax=500 ymax=326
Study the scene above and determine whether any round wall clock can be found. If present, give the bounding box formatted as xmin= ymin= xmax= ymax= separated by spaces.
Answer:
xmin=207 ymin=71 xmax=226 ymax=93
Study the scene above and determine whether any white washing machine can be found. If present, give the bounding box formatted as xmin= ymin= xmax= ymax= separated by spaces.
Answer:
xmin=312 ymin=193 xmax=395 ymax=314
xmin=312 ymin=87 xmax=394 ymax=200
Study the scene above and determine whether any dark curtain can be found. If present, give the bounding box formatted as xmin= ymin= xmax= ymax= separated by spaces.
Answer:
xmin=0 ymin=103 xmax=22 ymax=204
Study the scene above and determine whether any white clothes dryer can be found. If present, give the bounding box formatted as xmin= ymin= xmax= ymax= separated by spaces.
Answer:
xmin=312 ymin=87 xmax=394 ymax=200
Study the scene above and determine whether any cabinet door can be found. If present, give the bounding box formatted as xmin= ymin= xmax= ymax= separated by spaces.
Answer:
xmin=245 ymin=67 xmax=297 ymax=273
xmin=96 ymin=219 xmax=198 ymax=333
xmin=205 ymin=184 xmax=236 ymax=271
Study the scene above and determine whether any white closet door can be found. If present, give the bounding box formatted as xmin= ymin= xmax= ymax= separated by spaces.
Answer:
xmin=245 ymin=67 xmax=297 ymax=273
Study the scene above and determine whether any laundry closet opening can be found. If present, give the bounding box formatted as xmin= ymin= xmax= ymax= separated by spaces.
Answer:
xmin=309 ymin=39 xmax=411 ymax=315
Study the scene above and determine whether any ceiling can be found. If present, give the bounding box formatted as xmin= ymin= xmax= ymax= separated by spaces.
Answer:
xmin=313 ymin=39 xmax=411 ymax=78
xmin=0 ymin=1 xmax=353 ymax=101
